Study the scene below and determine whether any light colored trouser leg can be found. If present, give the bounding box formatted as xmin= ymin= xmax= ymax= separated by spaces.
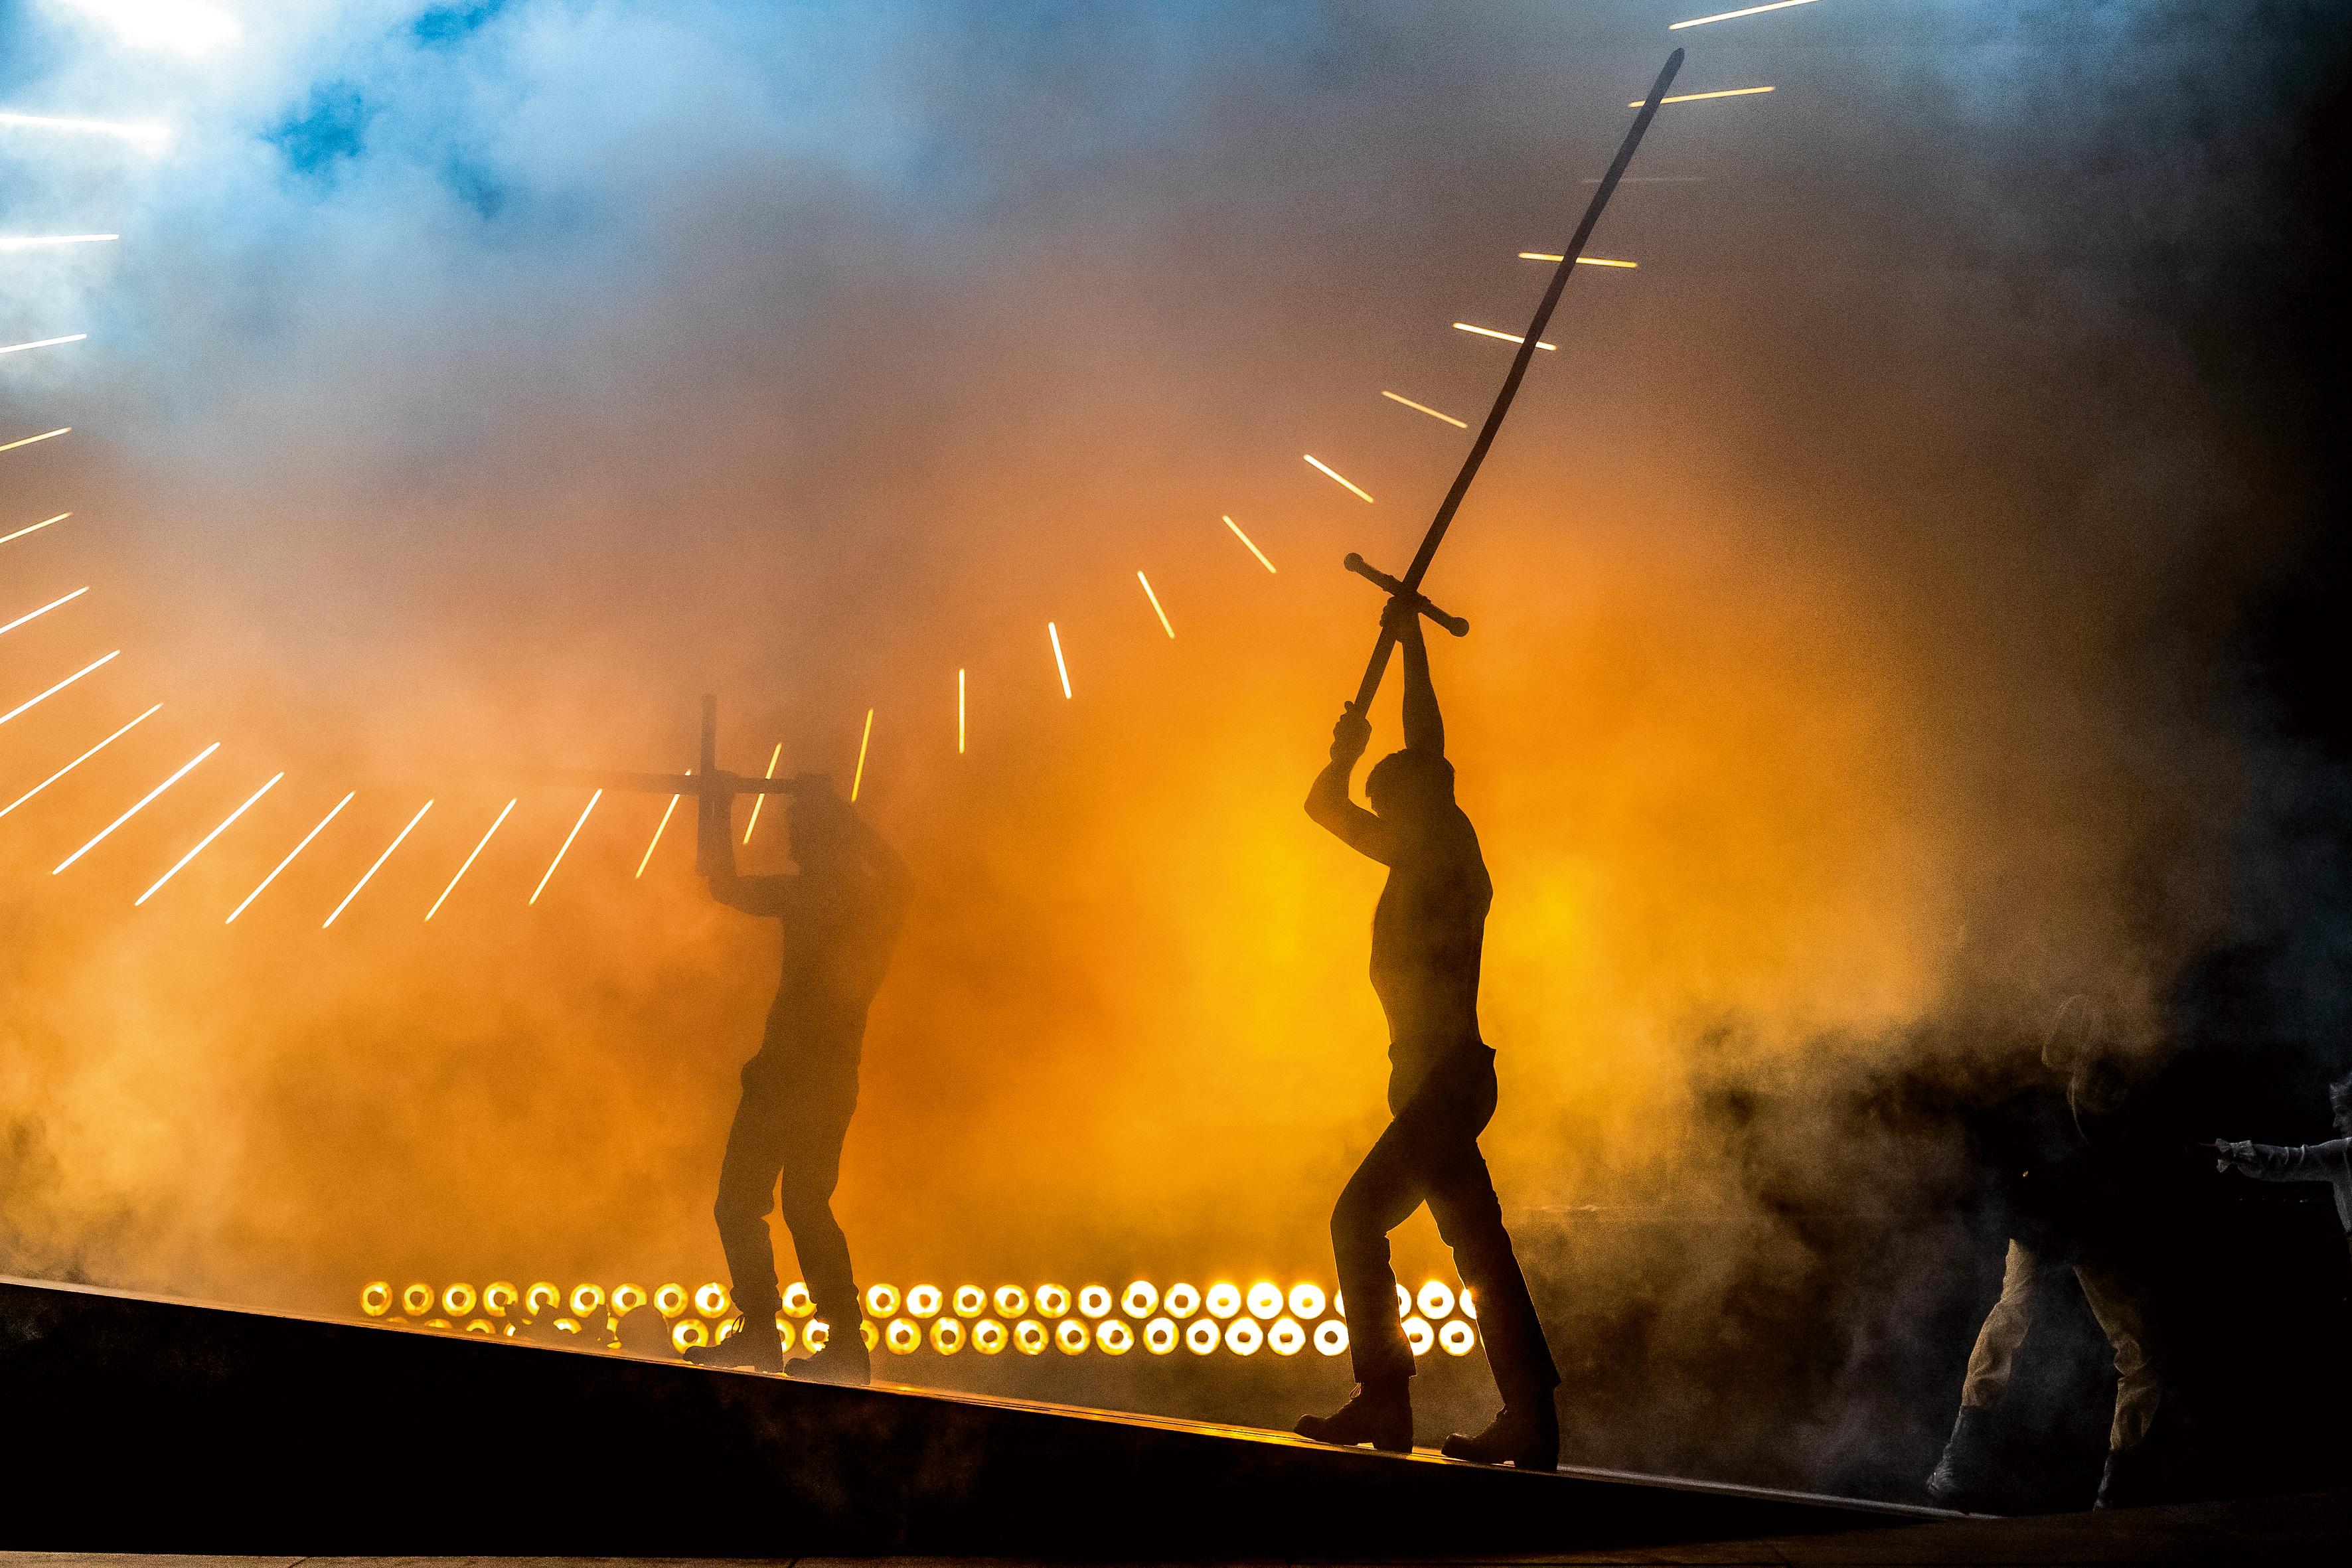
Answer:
xmin=1960 ymin=1239 xmax=2044 ymax=1410
xmin=2074 ymin=1259 xmax=2162 ymax=1452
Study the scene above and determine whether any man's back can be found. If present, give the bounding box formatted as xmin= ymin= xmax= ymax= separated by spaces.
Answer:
xmin=1370 ymin=808 xmax=1491 ymax=1055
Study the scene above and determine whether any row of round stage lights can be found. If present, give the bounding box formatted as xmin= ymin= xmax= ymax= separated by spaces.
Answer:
xmin=360 ymin=1278 xmax=1484 ymax=1359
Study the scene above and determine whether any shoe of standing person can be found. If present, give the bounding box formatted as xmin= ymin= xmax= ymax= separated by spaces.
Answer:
xmin=1294 ymin=1381 xmax=1413 ymax=1452
xmin=1924 ymin=1406 xmax=1999 ymax=1510
xmin=1439 ymin=1401 xmax=1559 ymax=1469
xmin=784 ymin=1332 xmax=872 ymax=1386
xmin=683 ymin=1317 xmax=785 ymax=1373
xmin=2094 ymin=1441 xmax=2161 ymax=1510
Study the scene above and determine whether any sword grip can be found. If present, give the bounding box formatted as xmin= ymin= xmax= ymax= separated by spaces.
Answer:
xmin=1343 ymin=553 xmax=1469 ymax=637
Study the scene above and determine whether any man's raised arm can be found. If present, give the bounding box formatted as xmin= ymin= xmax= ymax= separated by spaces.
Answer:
xmin=1393 ymin=596 xmax=1445 ymax=757
xmin=1306 ymin=704 xmax=1395 ymax=863
xmin=698 ymin=772 xmax=787 ymax=915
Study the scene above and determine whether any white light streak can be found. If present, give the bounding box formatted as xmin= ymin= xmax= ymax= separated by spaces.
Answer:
xmin=742 ymin=743 xmax=783 ymax=842
xmin=1 ymin=512 xmax=71 ymax=546
xmin=1630 ymin=86 xmax=1776 ymax=107
xmin=0 ymin=703 xmax=158 ymax=821
xmin=1048 ymin=623 xmax=1072 ymax=699
xmin=0 ymin=110 xmax=169 ymax=145
xmin=227 ymin=793 xmax=351 ymax=923
xmin=530 ymin=790 xmax=601 ymax=905
xmin=325 ymin=801 xmax=433 ymax=928
xmin=429 ymin=798 xmax=515 ymax=919
xmin=1137 ymin=572 xmax=1175 ymax=637
xmin=136 ymin=772 xmax=283 ymax=905
xmin=0 ymin=586 xmax=86 ymax=637
xmin=1223 ymin=515 xmax=1277 ymax=574
xmin=957 ymin=669 xmax=967 ymax=754
xmin=1517 ymin=253 xmax=1639 ymax=268
xmin=1 ymin=429 xmax=70 ymax=455
xmin=635 ymin=793 xmax=680 ymax=879
xmin=1304 ymin=455 xmax=1375 ymax=503
xmin=0 ymin=334 xmax=89 ymax=356
xmin=1381 ymin=391 xmax=1467 ymax=428
xmin=1454 ymin=322 xmax=1557 ymax=351
xmin=1670 ymin=0 xmax=1818 ymax=29
xmin=53 ymin=742 xmax=216 ymax=874
xmin=0 ymin=234 xmax=118 ymax=250
xmin=1 ymin=649 xmax=118 ymax=728
xmin=850 ymin=709 xmax=874 ymax=803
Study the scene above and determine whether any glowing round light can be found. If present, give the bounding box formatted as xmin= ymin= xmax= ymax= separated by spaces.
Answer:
xmin=1460 ymin=1288 xmax=1476 ymax=1320
xmin=1144 ymin=1316 xmax=1178 ymax=1354
xmin=713 ymin=1318 xmax=739 ymax=1343
xmin=1205 ymin=1283 xmax=1241 ymax=1320
xmin=776 ymin=1318 xmax=798 ymax=1353
xmin=1014 ymin=1318 xmax=1048 ymax=1355
xmin=482 ymin=1281 xmax=518 ymax=1317
xmin=1246 ymin=1282 xmax=1283 ymax=1320
xmin=672 ymin=1319 xmax=710 ymax=1352
xmin=359 ymin=1282 xmax=392 ymax=1318
xmin=1095 ymin=1318 xmax=1135 ymax=1355
xmin=606 ymin=1283 xmax=643 ymax=1316
xmin=885 ymin=1318 xmax=920 ymax=1355
xmin=1121 ymin=1281 xmax=1158 ymax=1318
xmin=695 ymin=1283 xmax=731 ymax=1318
xmin=1396 ymin=1284 xmax=1412 ymax=1317
xmin=1287 ymin=1283 xmax=1326 ymax=1320
xmin=654 ymin=1283 xmax=688 ymax=1318
xmin=1184 ymin=1318 xmax=1221 ymax=1354
xmin=1164 ymin=1283 xmax=1201 ymax=1319
xmin=1440 ymin=1319 xmax=1476 ymax=1356
xmin=1314 ymin=1319 xmax=1350 ymax=1356
xmin=1269 ymin=1318 xmax=1306 ymax=1356
xmin=1078 ymin=1285 xmax=1113 ymax=1319
xmin=463 ymin=1318 xmax=495 ymax=1336
xmin=905 ymin=1285 xmax=943 ymax=1318
xmin=1035 ymin=1283 xmax=1071 ymax=1319
xmin=781 ymin=1283 xmax=815 ymax=1318
xmin=1417 ymin=1281 xmax=1456 ymax=1319
xmin=400 ymin=1283 xmax=433 ymax=1318
xmin=1055 ymin=1318 xmax=1091 ymax=1355
xmin=994 ymin=1284 xmax=1029 ymax=1318
xmin=952 ymin=1285 xmax=986 ymax=1318
xmin=524 ymin=1282 xmax=560 ymax=1317
xmin=1225 ymin=1317 xmax=1264 ymax=1356
xmin=441 ymin=1285 xmax=477 ymax=1318
xmin=428 ymin=1318 xmax=456 ymax=1332
xmin=569 ymin=1284 xmax=605 ymax=1318
xmin=865 ymin=1284 xmax=902 ymax=1318
xmin=1403 ymin=1316 xmax=1435 ymax=1356
xmin=803 ymin=1319 xmax=829 ymax=1352
xmin=973 ymin=1318 xmax=1008 ymax=1355
xmin=931 ymin=1316 xmax=967 ymax=1354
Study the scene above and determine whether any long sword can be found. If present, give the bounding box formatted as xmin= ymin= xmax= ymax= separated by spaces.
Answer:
xmin=1346 ymin=48 xmax=1683 ymax=714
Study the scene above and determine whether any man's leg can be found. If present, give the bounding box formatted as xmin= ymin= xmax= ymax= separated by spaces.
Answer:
xmin=1295 ymin=1113 xmax=1437 ymax=1450
xmin=1926 ymin=1237 xmax=2046 ymax=1506
xmin=774 ymin=1060 xmax=868 ymax=1383
xmin=2075 ymin=1259 xmax=2165 ymax=1508
xmin=704 ymin=1075 xmax=792 ymax=1370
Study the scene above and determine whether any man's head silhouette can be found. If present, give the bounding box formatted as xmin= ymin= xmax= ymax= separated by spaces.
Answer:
xmin=1364 ymin=747 xmax=1454 ymax=823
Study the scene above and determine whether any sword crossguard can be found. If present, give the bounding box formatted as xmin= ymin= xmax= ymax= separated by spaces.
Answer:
xmin=1343 ymin=554 xmax=1468 ymax=637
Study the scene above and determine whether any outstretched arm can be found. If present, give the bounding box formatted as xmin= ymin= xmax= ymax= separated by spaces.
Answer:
xmin=698 ymin=774 xmax=788 ymax=915
xmin=2213 ymin=1137 xmax=2352 ymax=1182
xmin=1391 ymin=597 xmax=1444 ymax=757
xmin=1305 ymin=704 xmax=1397 ymax=863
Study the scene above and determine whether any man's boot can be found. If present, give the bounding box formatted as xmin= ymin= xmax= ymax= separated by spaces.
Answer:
xmin=2094 ymin=1443 xmax=2159 ymax=1510
xmin=1441 ymin=1400 xmax=1559 ymax=1469
xmin=1923 ymin=1405 xmax=1999 ymax=1510
xmin=785 ymin=1326 xmax=872 ymax=1386
xmin=684 ymin=1316 xmax=785 ymax=1373
xmin=1294 ymin=1381 xmax=1412 ymax=1453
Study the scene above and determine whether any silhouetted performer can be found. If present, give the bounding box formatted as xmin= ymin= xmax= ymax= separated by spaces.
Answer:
xmin=2211 ymin=1072 xmax=2352 ymax=1264
xmin=686 ymin=773 xmax=908 ymax=1381
xmin=1294 ymin=596 xmax=1560 ymax=1467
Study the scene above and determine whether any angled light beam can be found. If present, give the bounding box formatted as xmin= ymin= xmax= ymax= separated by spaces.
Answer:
xmin=1518 ymin=253 xmax=1639 ymax=267
xmin=136 ymin=772 xmax=283 ymax=905
xmin=1222 ymin=515 xmax=1277 ymax=574
xmin=1 ymin=429 xmax=71 ymax=455
xmin=429 ymin=797 xmax=515 ymax=919
xmin=850 ymin=709 xmax=875 ymax=803
xmin=0 ymin=703 xmax=159 ymax=821
xmin=0 ymin=234 xmax=118 ymax=250
xmin=635 ymin=792 xmax=680 ymax=879
xmin=0 ymin=111 xmax=169 ymax=143
xmin=1304 ymin=455 xmax=1375 ymax=503
xmin=1137 ymin=572 xmax=1175 ymax=637
xmin=0 ymin=335 xmax=88 ymax=356
xmin=1670 ymin=1 xmax=1818 ymax=29
xmin=53 ymin=742 xmax=218 ymax=874
xmin=1381 ymin=391 xmax=1467 ymax=428
xmin=530 ymin=790 xmax=601 ymax=905
xmin=1 ymin=512 xmax=70 ymax=546
xmin=2 ymin=649 xmax=118 ymax=728
xmin=227 ymin=793 xmax=351 ymax=923
xmin=325 ymin=801 xmax=433 ymax=927
xmin=957 ymin=669 xmax=967 ymax=754
xmin=1630 ymin=86 xmax=1776 ymax=106
xmin=1 ymin=586 xmax=86 ymax=637
xmin=1454 ymin=322 xmax=1557 ymax=351
xmin=742 ymin=744 xmax=783 ymax=842
xmin=1048 ymin=623 xmax=1072 ymax=698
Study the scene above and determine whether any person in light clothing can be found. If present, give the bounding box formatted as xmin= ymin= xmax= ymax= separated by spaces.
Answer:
xmin=2211 ymin=1073 xmax=2352 ymax=1263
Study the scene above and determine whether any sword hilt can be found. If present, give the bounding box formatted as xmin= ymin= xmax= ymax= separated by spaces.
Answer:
xmin=1344 ymin=554 xmax=1468 ymax=637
